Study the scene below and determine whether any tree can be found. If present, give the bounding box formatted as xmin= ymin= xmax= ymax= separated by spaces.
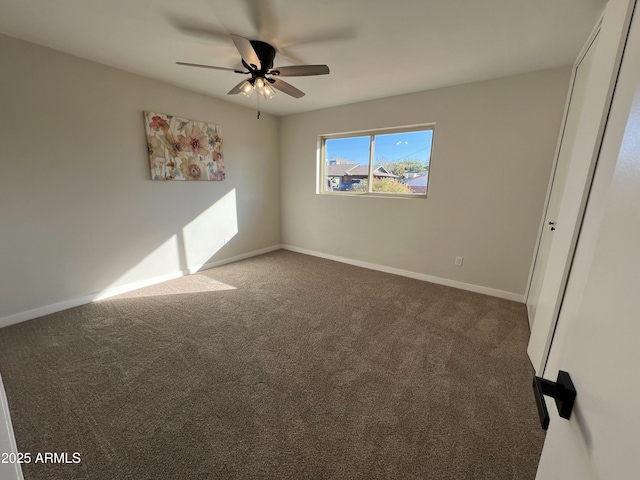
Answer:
xmin=379 ymin=159 xmax=428 ymax=178
xmin=352 ymin=178 xmax=412 ymax=193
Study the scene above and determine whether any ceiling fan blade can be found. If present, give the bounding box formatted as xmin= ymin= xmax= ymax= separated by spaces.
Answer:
xmin=230 ymin=34 xmax=261 ymax=69
xmin=270 ymin=65 xmax=330 ymax=77
xmin=269 ymin=78 xmax=305 ymax=98
xmin=273 ymin=47 xmax=305 ymax=65
xmin=228 ymin=79 xmax=248 ymax=95
xmin=242 ymin=0 xmax=277 ymax=40
xmin=280 ymin=26 xmax=356 ymax=48
xmin=167 ymin=16 xmax=231 ymax=43
xmin=176 ymin=62 xmax=245 ymax=73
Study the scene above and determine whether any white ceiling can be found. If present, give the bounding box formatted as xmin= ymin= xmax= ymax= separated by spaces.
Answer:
xmin=0 ymin=0 xmax=606 ymax=116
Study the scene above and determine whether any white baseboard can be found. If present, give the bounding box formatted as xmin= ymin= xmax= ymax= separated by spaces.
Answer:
xmin=281 ymin=244 xmax=524 ymax=303
xmin=186 ymin=244 xmax=283 ymax=274
xmin=0 ymin=294 xmax=100 ymax=330
xmin=0 ymin=244 xmax=282 ymax=329
xmin=0 ymin=373 xmax=23 ymax=480
xmin=0 ymin=242 xmax=522 ymax=329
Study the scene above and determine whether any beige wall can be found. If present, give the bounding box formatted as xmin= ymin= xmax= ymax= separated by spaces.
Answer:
xmin=0 ymin=34 xmax=281 ymax=322
xmin=279 ymin=68 xmax=571 ymax=297
xmin=0 ymin=31 xmax=571 ymax=321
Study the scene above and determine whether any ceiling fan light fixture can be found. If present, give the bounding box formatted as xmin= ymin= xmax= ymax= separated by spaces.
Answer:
xmin=254 ymin=77 xmax=265 ymax=90
xmin=262 ymin=83 xmax=275 ymax=99
xmin=240 ymin=80 xmax=254 ymax=96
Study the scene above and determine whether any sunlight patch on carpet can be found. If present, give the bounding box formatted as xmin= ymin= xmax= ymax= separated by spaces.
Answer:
xmin=103 ymin=274 xmax=236 ymax=299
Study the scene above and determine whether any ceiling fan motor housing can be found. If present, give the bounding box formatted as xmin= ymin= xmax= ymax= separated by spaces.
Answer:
xmin=248 ymin=40 xmax=276 ymax=72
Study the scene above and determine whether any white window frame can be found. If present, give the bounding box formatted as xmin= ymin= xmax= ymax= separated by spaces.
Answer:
xmin=318 ymin=123 xmax=435 ymax=198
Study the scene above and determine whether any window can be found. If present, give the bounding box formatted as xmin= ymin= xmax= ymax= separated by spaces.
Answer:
xmin=320 ymin=125 xmax=434 ymax=197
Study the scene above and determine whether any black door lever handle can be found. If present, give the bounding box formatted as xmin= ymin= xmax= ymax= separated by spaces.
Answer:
xmin=532 ymin=370 xmax=576 ymax=430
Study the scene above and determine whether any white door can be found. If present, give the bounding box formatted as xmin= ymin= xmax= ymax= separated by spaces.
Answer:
xmin=526 ymin=0 xmax=636 ymax=374
xmin=526 ymin=29 xmax=599 ymax=326
xmin=535 ymin=5 xmax=640 ymax=477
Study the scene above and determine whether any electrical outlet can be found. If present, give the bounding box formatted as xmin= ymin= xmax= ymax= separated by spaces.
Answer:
xmin=454 ymin=256 xmax=463 ymax=267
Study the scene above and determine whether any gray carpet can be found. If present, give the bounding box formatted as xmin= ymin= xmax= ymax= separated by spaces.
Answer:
xmin=0 ymin=250 xmax=544 ymax=479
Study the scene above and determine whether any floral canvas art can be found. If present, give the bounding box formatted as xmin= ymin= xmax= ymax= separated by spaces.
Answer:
xmin=143 ymin=111 xmax=225 ymax=181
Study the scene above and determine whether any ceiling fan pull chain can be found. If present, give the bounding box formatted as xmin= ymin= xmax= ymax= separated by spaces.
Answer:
xmin=257 ymin=94 xmax=261 ymax=120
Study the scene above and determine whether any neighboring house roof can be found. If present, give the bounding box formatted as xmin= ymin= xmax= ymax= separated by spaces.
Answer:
xmin=406 ymin=173 xmax=429 ymax=186
xmin=325 ymin=164 xmax=397 ymax=178
xmin=371 ymin=166 xmax=397 ymax=178
xmin=346 ymin=165 xmax=369 ymax=176
xmin=325 ymin=163 xmax=360 ymax=176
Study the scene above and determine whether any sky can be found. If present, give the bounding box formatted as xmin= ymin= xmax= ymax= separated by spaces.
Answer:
xmin=326 ymin=130 xmax=433 ymax=165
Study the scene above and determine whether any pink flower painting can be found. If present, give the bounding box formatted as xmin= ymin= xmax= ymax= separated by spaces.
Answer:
xmin=180 ymin=125 xmax=210 ymax=157
xmin=149 ymin=115 xmax=170 ymax=132
xmin=143 ymin=111 xmax=224 ymax=181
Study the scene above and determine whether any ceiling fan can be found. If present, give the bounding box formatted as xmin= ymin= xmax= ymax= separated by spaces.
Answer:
xmin=177 ymin=34 xmax=330 ymax=101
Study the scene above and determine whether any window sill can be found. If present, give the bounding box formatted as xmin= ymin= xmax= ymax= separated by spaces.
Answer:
xmin=320 ymin=192 xmax=428 ymax=199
